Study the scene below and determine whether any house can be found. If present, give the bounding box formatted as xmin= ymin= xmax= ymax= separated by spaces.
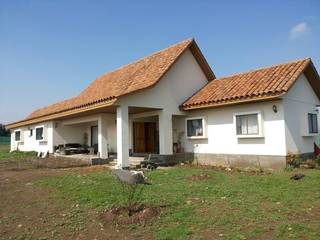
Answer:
xmin=6 ymin=39 xmax=320 ymax=169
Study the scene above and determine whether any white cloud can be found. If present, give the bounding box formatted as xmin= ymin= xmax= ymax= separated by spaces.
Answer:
xmin=289 ymin=22 xmax=310 ymax=40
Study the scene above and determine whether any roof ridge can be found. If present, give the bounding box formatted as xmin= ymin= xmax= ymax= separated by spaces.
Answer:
xmin=215 ymin=57 xmax=311 ymax=80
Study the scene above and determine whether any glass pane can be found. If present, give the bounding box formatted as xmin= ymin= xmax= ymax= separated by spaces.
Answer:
xmin=247 ymin=114 xmax=258 ymax=134
xmin=310 ymin=114 xmax=318 ymax=133
xmin=236 ymin=114 xmax=258 ymax=135
xmin=308 ymin=114 xmax=313 ymax=133
xmin=308 ymin=113 xmax=318 ymax=133
xmin=241 ymin=117 xmax=248 ymax=134
xmin=313 ymin=115 xmax=318 ymax=133
xmin=236 ymin=116 xmax=242 ymax=134
xmin=187 ymin=119 xmax=203 ymax=137
xmin=36 ymin=128 xmax=43 ymax=140
xmin=15 ymin=131 xmax=20 ymax=141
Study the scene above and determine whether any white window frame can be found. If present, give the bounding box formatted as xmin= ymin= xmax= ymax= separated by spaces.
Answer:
xmin=29 ymin=128 xmax=33 ymax=138
xmin=308 ymin=112 xmax=318 ymax=134
xmin=14 ymin=130 xmax=22 ymax=142
xmin=35 ymin=126 xmax=45 ymax=141
xmin=302 ymin=112 xmax=319 ymax=137
xmin=234 ymin=111 xmax=264 ymax=138
xmin=185 ymin=116 xmax=207 ymax=139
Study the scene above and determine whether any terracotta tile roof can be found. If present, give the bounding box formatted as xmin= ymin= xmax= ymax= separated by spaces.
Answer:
xmin=182 ymin=58 xmax=320 ymax=110
xmin=24 ymin=39 xmax=213 ymax=121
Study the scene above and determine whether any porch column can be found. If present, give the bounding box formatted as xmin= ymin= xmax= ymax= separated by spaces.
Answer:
xmin=116 ymin=105 xmax=129 ymax=168
xmin=159 ymin=110 xmax=173 ymax=154
xmin=98 ymin=114 xmax=108 ymax=158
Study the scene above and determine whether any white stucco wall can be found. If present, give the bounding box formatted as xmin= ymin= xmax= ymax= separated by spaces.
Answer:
xmin=10 ymin=122 xmax=54 ymax=153
xmin=173 ymin=100 xmax=287 ymax=156
xmin=117 ymin=49 xmax=209 ymax=114
xmin=117 ymin=49 xmax=209 ymax=154
xmin=282 ymin=74 xmax=320 ymax=154
xmin=10 ymin=114 xmax=118 ymax=154
xmin=53 ymin=123 xmax=89 ymax=146
xmin=53 ymin=114 xmax=117 ymax=152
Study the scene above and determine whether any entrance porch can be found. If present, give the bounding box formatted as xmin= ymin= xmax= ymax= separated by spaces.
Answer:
xmin=52 ymin=105 xmax=183 ymax=168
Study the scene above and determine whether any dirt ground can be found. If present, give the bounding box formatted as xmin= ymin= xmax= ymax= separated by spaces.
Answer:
xmin=0 ymin=158 xmax=147 ymax=240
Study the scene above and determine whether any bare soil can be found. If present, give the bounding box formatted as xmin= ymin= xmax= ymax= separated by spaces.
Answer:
xmin=101 ymin=204 xmax=160 ymax=225
xmin=0 ymin=158 xmax=142 ymax=240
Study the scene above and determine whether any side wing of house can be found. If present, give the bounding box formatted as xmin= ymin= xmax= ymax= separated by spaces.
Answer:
xmin=10 ymin=122 xmax=54 ymax=153
xmin=282 ymin=73 xmax=320 ymax=156
xmin=174 ymin=100 xmax=287 ymax=169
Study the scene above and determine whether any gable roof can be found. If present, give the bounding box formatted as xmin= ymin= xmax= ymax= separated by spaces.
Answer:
xmin=182 ymin=58 xmax=320 ymax=110
xmin=7 ymin=39 xmax=214 ymax=129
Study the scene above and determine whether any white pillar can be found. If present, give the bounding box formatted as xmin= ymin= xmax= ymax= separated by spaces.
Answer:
xmin=116 ymin=105 xmax=129 ymax=168
xmin=159 ymin=110 xmax=173 ymax=154
xmin=98 ymin=114 xmax=108 ymax=158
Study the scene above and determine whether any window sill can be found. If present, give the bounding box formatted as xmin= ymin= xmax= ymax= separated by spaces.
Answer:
xmin=302 ymin=133 xmax=318 ymax=137
xmin=187 ymin=136 xmax=207 ymax=140
xmin=237 ymin=134 xmax=264 ymax=139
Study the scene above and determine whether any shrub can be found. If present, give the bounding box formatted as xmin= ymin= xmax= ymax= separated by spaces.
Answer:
xmin=301 ymin=159 xmax=317 ymax=169
xmin=118 ymin=181 xmax=145 ymax=209
xmin=316 ymin=155 xmax=320 ymax=166
xmin=286 ymin=152 xmax=301 ymax=168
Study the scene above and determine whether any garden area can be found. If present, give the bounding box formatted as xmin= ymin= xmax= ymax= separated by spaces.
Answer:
xmin=35 ymin=167 xmax=320 ymax=240
xmin=1 ymin=143 xmax=319 ymax=240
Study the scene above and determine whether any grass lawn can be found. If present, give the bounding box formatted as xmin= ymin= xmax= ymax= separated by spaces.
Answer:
xmin=0 ymin=144 xmax=37 ymax=160
xmin=37 ymin=167 xmax=320 ymax=240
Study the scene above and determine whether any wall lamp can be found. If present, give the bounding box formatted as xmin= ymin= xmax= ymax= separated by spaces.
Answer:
xmin=272 ymin=105 xmax=277 ymax=113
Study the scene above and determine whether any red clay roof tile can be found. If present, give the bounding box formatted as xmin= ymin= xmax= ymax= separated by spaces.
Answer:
xmin=26 ymin=39 xmax=196 ymax=119
xmin=182 ymin=58 xmax=316 ymax=110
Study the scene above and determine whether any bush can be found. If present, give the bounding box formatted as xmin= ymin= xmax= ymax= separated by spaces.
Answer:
xmin=286 ymin=152 xmax=301 ymax=168
xmin=301 ymin=159 xmax=317 ymax=169
xmin=316 ymin=155 xmax=320 ymax=166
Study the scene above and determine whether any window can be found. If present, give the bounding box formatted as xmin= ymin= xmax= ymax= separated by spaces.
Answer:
xmin=236 ymin=113 xmax=259 ymax=135
xmin=186 ymin=118 xmax=205 ymax=138
xmin=308 ymin=113 xmax=318 ymax=134
xmin=36 ymin=127 xmax=44 ymax=140
xmin=15 ymin=131 xmax=21 ymax=141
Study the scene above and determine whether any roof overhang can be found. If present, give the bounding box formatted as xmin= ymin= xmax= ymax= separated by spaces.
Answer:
xmin=301 ymin=60 xmax=320 ymax=101
xmin=181 ymin=93 xmax=285 ymax=111
xmin=188 ymin=40 xmax=215 ymax=80
xmin=6 ymin=98 xmax=117 ymax=129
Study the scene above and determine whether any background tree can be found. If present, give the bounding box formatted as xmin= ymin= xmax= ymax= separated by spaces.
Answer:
xmin=0 ymin=124 xmax=10 ymax=136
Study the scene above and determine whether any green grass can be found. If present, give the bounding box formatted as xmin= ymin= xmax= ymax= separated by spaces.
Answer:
xmin=0 ymin=145 xmax=37 ymax=160
xmin=37 ymin=167 xmax=320 ymax=240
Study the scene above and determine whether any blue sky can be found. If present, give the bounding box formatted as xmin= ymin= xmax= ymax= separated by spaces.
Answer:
xmin=1 ymin=0 xmax=319 ymax=123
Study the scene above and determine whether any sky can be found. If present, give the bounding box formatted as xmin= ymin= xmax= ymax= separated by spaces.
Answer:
xmin=1 ymin=0 xmax=320 ymax=124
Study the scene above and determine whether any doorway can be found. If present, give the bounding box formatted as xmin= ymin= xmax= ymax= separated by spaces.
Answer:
xmin=91 ymin=125 xmax=98 ymax=153
xmin=133 ymin=122 xmax=157 ymax=153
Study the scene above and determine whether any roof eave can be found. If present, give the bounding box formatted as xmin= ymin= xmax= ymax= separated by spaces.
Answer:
xmin=181 ymin=94 xmax=285 ymax=111
xmin=189 ymin=40 xmax=215 ymax=80
xmin=6 ymin=98 xmax=117 ymax=129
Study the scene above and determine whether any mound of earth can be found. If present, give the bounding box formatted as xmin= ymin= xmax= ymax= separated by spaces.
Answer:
xmin=101 ymin=204 xmax=160 ymax=225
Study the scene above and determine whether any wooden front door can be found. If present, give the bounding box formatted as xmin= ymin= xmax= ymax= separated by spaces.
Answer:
xmin=133 ymin=122 xmax=156 ymax=153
